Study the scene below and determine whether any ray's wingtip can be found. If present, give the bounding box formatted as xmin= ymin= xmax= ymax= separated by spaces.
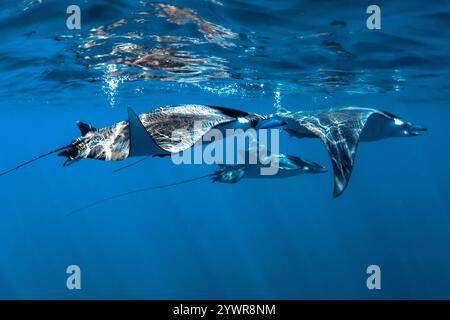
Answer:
xmin=332 ymin=191 xmax=341 ymax=198
xmin=333 ymin=185 xmax=346 ymax=198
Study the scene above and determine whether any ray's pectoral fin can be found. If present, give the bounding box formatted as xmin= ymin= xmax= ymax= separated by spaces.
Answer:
xmin=127 ymin=107 xmax=166 ymax=157
xmin=321 ymin=129 xmax=360 ymax=197
xmin=298 ymin=119 xmax=364 ymax=198
xmin=293 ymin=109 xmax=376 ymax=197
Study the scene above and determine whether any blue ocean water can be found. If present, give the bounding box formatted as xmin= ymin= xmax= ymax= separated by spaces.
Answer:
xmin=0 ymin=0 xmax=449 ymax=299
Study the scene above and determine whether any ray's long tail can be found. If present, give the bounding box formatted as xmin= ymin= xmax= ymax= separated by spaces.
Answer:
xmin=113 ymin=157 xmax=149 ymax=173
xmin=0 ymin=143 xmax=78 ymax=177
xmin=68 ymin=173 xmax=215 ymax=215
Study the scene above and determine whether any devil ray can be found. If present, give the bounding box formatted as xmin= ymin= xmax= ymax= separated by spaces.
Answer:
xmin=70 ymin=150 xmax=327 ymax=213
xmin=274 ymin=106 xmax=427 ymax=197
xmin=0 ymin=104 xmax=281 ymax=176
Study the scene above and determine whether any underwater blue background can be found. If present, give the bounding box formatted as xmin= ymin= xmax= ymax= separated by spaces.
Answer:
xmin=0 ymin=0 xmax=449 ymax=299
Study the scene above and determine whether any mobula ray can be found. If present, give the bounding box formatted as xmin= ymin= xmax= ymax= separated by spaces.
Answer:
xmin=274 ymin=106 xmax=427 ymax=197
xmin=70 ymin=149 xmax=327 ymax=213
xmin=0 ymin=104 xmax=284 ymax=176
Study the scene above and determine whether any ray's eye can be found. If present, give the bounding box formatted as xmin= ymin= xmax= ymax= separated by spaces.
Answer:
xmin=250 ymin=118 xmax=258 ymax=127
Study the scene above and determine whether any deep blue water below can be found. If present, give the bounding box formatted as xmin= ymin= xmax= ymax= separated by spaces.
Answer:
xmin=0 ymin=0 xmax=449 ymax=299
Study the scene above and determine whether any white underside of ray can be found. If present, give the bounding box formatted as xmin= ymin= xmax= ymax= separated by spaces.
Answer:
xmin=137 ymin=105 xmax=237 ymax=154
